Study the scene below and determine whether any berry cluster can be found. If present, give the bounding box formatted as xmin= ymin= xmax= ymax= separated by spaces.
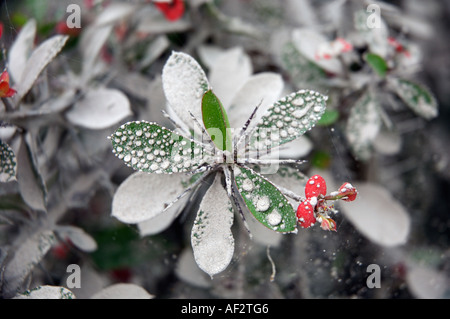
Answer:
xmin=296 ymin=175 xmax=357 ymax=231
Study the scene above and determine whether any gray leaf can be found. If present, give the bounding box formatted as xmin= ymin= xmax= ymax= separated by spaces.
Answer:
xmin=191 ymin=174 xmax=234 ymax=277
xmin=2 ymin=230 xmax=55 ymax=298
xmin=15 ymin=135 xmax=47 ymax=212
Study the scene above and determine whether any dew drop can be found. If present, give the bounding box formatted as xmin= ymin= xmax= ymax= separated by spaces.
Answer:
xmin=267 ymin=210 xmax=282 ymax=226
xmin=292 ymin=97 xmax=304 ymax=106
xmin=242 ymin=178 xmax=254 ymax=192
xmin=255 ymin=196 xmax=270 ymax=212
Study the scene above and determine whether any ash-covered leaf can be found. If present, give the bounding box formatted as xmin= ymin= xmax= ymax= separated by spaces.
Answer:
xmin=16 ymin=134 xmax=47 ymax=212
xmin=249 ymin=89 xmax=327 ymax=152
xmin=54 ymin=226 xmax=97 ymax=253
xmin=0 ymin=139 xmax=16 ymax=182
xmin=80 ymin=24 xmax=113 ymax=83
xmin=280 ymin=42 xmax=326 ymax=90
xmin=234 ymin=166 xmax=297 ymax=233
xmin=92 ymin=2 xmax=137 ymax=27
xmin=91 ymin=284 xmax=153 ymax=299
xmin=14 ymin=35 xmax=69 ymax=101
xmin=227 ymin=72 xmax=284 ymax=132
xmin=162 ymin=51 xmax=210 ymax=132
xmin=291 ymin=28 xmax=344 ymax=75
xmin=66 ymin=88 xmax=132 ymax=129
xmin=8 ymin=19 xmax=36 ymax=84
xmin=339 ymin=182 xmax=410 ymax=247
xmin=110 ymin=121 xmax=207 ymax=174
xmin=191 ymin=174 xmax=234 ymax=277
xmin=112 ymin=171 xmax=190 ymax=225
xmin=345 ymin=90 xmax=381 ymax=161
xmin=389 ymin=78 xmax=438 ymax=120
xmin=14 ymin=286 xmax=75 ymax=299
xmin=207 ymin=47 xmax=252 ymax=109
xmin=2 ymin=230 xmax=55 ymax=298
xmin=175 ymin=248 xmax=211 ymax=288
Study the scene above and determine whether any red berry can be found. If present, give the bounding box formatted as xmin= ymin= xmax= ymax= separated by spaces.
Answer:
xmin=305 ymin=175 xmax=327 ymax=199
xmin=0 ymin=70 xmax=16 ymax=98
xmin=296 ymin=199 xmax=316 ymax=228
xmin=155 ymin=0 xmax=185 ymax=21
xmin=338 ymin=183 xmax=357 ymax=201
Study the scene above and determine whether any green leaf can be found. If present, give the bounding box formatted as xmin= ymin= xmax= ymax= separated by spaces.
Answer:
xmin=311 ymin=150 xmax=332 ymax=169
xmin=249 ymin=89 xmax=327 ymax=151
xmin=0 ymin=140 xmax=17 ymax=182
xmin=390 ymin=78 xmax=438 ymax=120
xmin=365 ymin=53 xmax=388 ymax=77
xmin=201 ymin=90 xmax=233 ymax=152
xmin=317 ymin=109 xmax=339 ymax=126
xmin=234 ymin=166 xmax=297 ymax=233
xmin=110 ymin=121 xmax=207 ymax=174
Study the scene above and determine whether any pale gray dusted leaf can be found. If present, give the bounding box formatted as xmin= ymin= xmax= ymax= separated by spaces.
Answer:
xmin=14 ymin=286 xmax=75 ymax=299
xmin=406 ymin=264 xmax=449 ymax=299
xmin=249 ymin=89 xmax=327 ymax=151
xmin=276 ymin=135 xmax=313 ymax=159
xmin=80 ymin=24 xmax=113 ymax=83
xmin=135 ymin=6 xmax=191 ymax=34
xmin=138 ymin=35 xmax=169 ymax=70
xmin=389 ymin=78 xmax=438 ymax=120
xmin=227 ymin=72 xmax=284 ymax=133
xmin=66 ymin=88 xmax=131 ymax=129
xmin=191 ymin=174 xmax=234 ymax=277
xmin=208 ymin=47 xmax=252 ymax=109
xmin=0 ymin=139 xmax=17 ymax=182
xmin=112 ymin=171 xmax=189 ymax=224
xmin=137 ymin=207 xmax=179 ymax=236
xmin=339 ymin=182 xmax=410 ymax=247
xmin=91 ymin=284 xmax=154 ymax=299
xmin=15 ymin=35 xmax=69 ymax=101
xmin=162 ymin=51 xmax=210 ymax=132
xmin=345 ymin=90 xmax=381 ymax=161
xmin=109 ymin=121 xmax=206 ymax=174
xmin=15 ymin=134 xmax=47 ymax=212
xmin=8 ymin=19 xmax=36 ymax=84
xmin=54 ymin=226 xmax=97 ymax=252
xmin=175 ymin=248 xmax=211 ymax=288
xmin=197 ymin=45 xmax=224 ymax=70
xmin=373 ymin=129 xmax=402 ymax=155
xmin=92 ymin=2 xmax=137 ymax=27
xmin=292 ymin=28 xmax=343 ymax=75
xmin=2 ymin=230 xmax=55 ymax=298
xmin=279 ymin=41 xmax=326 ymax=90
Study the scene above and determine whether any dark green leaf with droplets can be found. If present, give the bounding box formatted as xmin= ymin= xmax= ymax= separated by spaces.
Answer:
xmin=234 ymin=166 xmax=297 ymax=233
xmin=249 ymin=89 xmax=327 ymax=152
xmin=201 ymin=90 xmax=233 ymax=152
xmin=0 ymin=140 xmax=17 ymax=182
xmin=390 ymin=78 xmax=438 ymax=120
xmin=109 ymin=121 xmax=207 ymax=174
